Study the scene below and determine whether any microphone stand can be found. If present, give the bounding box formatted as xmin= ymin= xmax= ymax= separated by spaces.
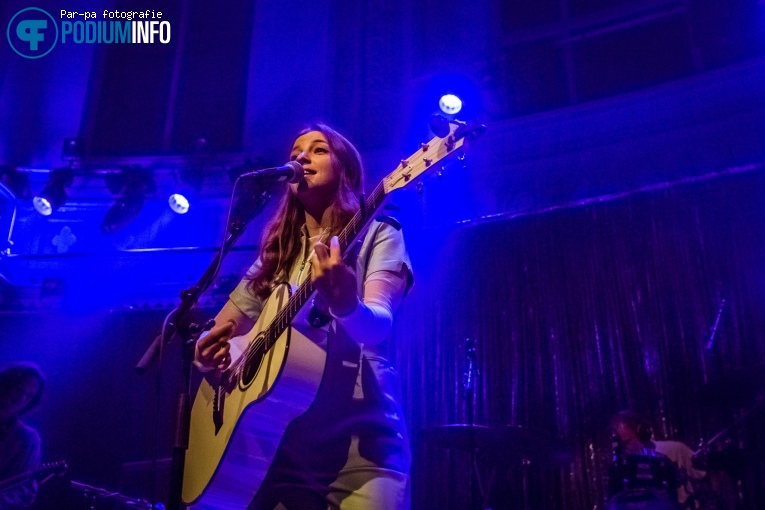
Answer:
xmin=134 ymin=184 xmax=272 ymax=510
xmin=463 ymin=338 xmax=478 ymax=509
xmin=700 ymin=297 xmax=726 ymax=385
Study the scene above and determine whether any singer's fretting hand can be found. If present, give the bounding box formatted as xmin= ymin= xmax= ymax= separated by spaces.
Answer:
xmin=196 ymin=320 xmax=236 ymax=372
xmin=312 ymin=236 xmax=358 ymax=316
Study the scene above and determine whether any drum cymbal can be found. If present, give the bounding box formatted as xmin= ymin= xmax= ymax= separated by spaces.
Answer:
xmin=420 ymin=424 xmax=573 ymax=467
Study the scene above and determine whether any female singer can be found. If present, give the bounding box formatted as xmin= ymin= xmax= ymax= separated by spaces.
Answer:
xmin=195 ymin=123 xmax=413 ymax=509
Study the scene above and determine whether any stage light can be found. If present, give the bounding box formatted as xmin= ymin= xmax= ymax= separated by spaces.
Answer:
xmin=416 ymin=73 xmax=481 ymax=129
xmin=101 ymin=168 xmax=155 ymax=234
xmin=439 ymin=94 xmax=463 ymax=115
xmin=168 ymin=193 xmax=190 ymax=214
xmin=33 ymin=168 xmax=73 ymax=216
xmin=167 ymin=165 xmax=203 ymax=214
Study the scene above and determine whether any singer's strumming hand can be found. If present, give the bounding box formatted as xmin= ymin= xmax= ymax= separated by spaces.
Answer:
xmin=312 ymin=236 xmax=359 ymax=317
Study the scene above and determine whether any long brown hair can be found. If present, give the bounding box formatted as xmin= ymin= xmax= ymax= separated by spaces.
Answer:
xmin=246 ymin=123 xmax=364 ymax=298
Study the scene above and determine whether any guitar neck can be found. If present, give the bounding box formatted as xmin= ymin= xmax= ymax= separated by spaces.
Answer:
xmin=0 ymin=462 xmax=66 ymax=494
xmin=0 ymin=474 xmax=27 ymax=494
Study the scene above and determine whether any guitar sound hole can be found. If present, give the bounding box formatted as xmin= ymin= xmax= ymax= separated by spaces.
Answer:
xmin=239 ymin=335 xmax=266 ymax=388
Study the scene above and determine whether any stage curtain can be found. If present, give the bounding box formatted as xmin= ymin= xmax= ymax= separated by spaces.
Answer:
xmin=395 ymin=169 xmax=765 ymax=509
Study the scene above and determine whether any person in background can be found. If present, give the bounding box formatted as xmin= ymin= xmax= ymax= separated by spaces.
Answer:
xmin=611 ymin=410 xmax=706 ymax=508
xmin=0 ymin=363 xmax=45 ymax=509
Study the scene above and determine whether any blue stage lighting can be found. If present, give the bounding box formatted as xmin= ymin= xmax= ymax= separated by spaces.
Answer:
xmin=167 ymin=166 xmax=202 ymax=215
xmin=33 ymin=168 xmax=72 ymax=216
xmin=168 ymin=193 xmax=190 ymax=214
xmin=439 ymin=94 xmax=463 ymax=115
xmin=33 ymin=196 xmax=55 ymax=216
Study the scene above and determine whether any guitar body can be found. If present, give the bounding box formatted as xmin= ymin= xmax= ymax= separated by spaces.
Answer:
xmin=183 ymin=284 xmax=328 ymax=509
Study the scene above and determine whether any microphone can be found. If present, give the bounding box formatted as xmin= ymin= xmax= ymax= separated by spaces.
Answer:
xmin=237 ymin=161 xmax=304 ymax=183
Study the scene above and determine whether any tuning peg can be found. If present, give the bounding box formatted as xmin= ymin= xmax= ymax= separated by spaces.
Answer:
xmin=423 ymin=158 xmax=432 ymax=167
xmin=400 ymin=159 xmax=409 ymax=168
xmin=421 ymin=143 xmax=429 ymax=152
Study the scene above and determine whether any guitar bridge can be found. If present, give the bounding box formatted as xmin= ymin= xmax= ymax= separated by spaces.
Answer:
xmin=212 ymin=379 xmax=225 ymax=435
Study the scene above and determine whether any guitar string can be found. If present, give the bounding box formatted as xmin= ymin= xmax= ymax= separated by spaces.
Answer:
xmin=237 ymin=181 xmax=384 ymax=368
xmin=235 ymin=181 xmax=387 ymax=376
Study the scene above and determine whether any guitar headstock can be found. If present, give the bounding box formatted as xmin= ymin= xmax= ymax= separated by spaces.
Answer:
xmin=37 ymin=461 xmax=68 ymax=482
xmin=383 ymin=119 xmax=485 ymax=194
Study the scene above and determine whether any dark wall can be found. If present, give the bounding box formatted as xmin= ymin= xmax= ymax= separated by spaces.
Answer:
xmin=397 ymin=169 xmax=765 ymax=509
xmin=86 ymin=1 xmax=256 ymax=156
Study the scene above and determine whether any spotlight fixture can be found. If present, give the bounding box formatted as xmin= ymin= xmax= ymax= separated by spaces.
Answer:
xmin=33 ymin=168 xmax=73 ymax=216
xmin=439 ymin=94 xmax=463 ymax=115
xmin=168 ymin=165 xmax=203 ymax=214
xmin=101 ymin=167 xmax=155 ymax=234
xmin=168 ymin=193 xmax=190 ymax=214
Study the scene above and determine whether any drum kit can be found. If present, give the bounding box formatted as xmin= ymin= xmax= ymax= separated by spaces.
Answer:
xmin=604 ymin=396 xmax=765 ymax=510
xmin=421 ymin=391 xmax=764 ymax=510
xmin=421 ymin=423 xmax=690 ymax=510
xmin=606 ymin=450 xmax=681 ymax=510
